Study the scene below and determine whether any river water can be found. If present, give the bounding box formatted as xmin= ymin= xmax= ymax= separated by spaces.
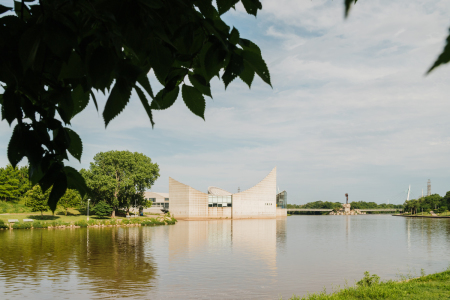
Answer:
xmin=1 ymin=215 xmax=449 ymax=299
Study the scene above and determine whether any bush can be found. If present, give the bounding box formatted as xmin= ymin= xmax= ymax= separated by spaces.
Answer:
xmin=75 ymin=220 xmax=88 ymax=227
xmin=0 ymin=219 xmax=8 ymax=229
xmin=32 ymin=221 xmax=47 ymax=229
xmin=12 ymin=222 xmax=32 ymax=229
xmin=357 ymin=272 xmax=380 ymax=287
xmin=92 ymin=201 xmax=113 ymax=218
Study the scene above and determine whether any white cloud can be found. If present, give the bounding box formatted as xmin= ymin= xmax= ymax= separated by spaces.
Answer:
xmin=1 ymin=0 xmax=450 ymax=204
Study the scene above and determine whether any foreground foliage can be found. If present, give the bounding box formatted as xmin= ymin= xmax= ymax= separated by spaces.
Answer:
xmin=290 ymin=269 xmax=450 ymax=300
xmin=0 ymin=0 xmax=270 ymax=211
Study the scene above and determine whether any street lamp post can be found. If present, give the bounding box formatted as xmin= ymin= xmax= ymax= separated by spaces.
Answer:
xmin=87 ymin=199 xmax=90 ymax=221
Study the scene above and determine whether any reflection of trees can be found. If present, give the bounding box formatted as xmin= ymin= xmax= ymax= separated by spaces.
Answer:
xmin=75 ymin=227 xmax=156 ymax=298
xmin=0 ymin=228 xmax=157 ymax=298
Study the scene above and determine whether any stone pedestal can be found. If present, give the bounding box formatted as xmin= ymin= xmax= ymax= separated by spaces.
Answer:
xmin=342 ymin=203 xmax=351 ymax=213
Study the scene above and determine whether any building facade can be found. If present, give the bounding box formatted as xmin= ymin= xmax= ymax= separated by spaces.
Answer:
xmin=168 ymin=168 xmax=287 ymax=219
xmin=143 ymin=192 xmax=169 ymax=214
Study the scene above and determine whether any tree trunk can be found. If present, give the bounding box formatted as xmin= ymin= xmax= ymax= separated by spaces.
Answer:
xmin=111 ymin=209 xmax=115 ymax=218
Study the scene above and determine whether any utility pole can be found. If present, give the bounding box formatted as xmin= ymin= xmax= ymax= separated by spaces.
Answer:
xmin=427 ymin=179 xmax=431 ymax=196
xmin=237 ymin=186 xmax=240 ymax=193
xmin=422 ymin=189 xmax=423 ymax=198
xmin=407 ymin=185 xmax=411 ymax=201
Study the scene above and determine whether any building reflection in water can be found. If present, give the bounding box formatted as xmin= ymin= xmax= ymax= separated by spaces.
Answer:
xmin=168 ymin=218 xmax=285 ymax=272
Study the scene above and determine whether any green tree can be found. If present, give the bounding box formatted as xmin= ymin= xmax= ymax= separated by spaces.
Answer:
xmin=92 ymin=201 xmax=113 ymax=219
xmin=81 ymin=151 xmax=160 ymax=217
xmin=0 ymin=0 xmax=270 ymax=211
xmin=0 ymin=165 xmax=32 ymax=201
xmin=24 ymin=185 xmax=50 ymax=215
xmin=58 ymin=189 xmax=81 ymax=216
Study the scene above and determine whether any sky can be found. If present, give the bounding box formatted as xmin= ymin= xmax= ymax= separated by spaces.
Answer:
xmin=1 ymin=0 xmax=450 ymax=205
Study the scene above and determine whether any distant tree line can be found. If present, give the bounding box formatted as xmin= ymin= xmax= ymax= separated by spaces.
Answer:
xmin=0 ymin=150 xmax=159 ymax=217
xmin=403 ymin=194 xmax=449 ymax=214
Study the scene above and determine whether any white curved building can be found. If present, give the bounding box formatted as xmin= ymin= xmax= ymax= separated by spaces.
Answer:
xmin=168 ymin=167 xmax=286 ymax=219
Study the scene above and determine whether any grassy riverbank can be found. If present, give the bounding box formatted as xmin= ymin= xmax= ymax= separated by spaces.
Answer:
xmin=0 ymin=209 xmax=176 ymax=229
xmin=290 ymin=269 xmax=450 ymax=299
xmin=401 ymin=211 xmax=450 ymax=217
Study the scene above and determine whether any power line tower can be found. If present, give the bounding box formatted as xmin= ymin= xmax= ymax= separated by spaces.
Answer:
xmin=427 ymin=179 xmax=431 ymax=196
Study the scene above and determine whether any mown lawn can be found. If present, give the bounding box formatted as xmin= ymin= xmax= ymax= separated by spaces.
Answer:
xmin=291 ymin=270 xmax=450 ymax=299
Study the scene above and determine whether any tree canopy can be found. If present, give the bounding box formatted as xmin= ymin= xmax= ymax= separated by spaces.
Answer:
xmin=81 ymin=150 xmax=159 ymax=217
xmin=0 ymin=0 xmax=269 ymax=211
xmin=0 ymin=165 xmax=31 ymax=201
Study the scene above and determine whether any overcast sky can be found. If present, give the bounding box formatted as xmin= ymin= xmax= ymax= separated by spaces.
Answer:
xmin=1 ymin=0 xmax=450 ymax=204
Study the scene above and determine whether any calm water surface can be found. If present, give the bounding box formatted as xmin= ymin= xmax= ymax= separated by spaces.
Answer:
xmin=1 ymin=215 xmax=450 ymax=299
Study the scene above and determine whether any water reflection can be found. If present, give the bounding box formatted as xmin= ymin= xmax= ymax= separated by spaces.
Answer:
xmin=1 ymin=216 xmax=450 ymax=300
xmin=0 ymin=227 xmax=157 ymax=299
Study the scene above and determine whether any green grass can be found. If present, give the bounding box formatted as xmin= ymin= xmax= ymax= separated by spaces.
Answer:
xmin=290 ymin=269 xmax=450 ymax=299
xmin=402 ymin=211 xmax=450 ymax=217
xmin=0 ymin=200 xmax=33 ymax=214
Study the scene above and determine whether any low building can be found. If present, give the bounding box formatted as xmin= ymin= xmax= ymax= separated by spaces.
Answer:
xmin=169 ymin=167 xmax=287 ymax=219
xmin=143 ymin=192 xmax=169 ymax=214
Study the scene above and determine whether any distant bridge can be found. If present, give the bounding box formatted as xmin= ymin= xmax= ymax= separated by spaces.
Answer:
xmin=287 ymin=208 xmax=403 ymax=213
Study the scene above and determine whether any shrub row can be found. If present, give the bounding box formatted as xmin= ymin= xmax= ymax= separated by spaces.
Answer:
xmin=2 ymin=216 xmax=177 ymax=229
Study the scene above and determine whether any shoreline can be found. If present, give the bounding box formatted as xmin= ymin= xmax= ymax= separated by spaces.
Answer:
xmin=0 ymin=215 xmax=177 ymax=230
xmin=290 ymin=269 xmax=450 ymax=299
xmin=393 ymin=214 xmax=450 ymax=218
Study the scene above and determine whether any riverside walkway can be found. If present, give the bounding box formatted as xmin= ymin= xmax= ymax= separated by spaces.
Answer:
xmin=287 ymin=208 xmax=403 ymax=213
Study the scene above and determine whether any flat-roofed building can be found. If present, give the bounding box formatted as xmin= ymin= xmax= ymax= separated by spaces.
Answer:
xmin=143 ymin=192 xmax=169 ymax=214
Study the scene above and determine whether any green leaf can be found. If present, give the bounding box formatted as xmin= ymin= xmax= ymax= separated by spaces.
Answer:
xmin=14 ymin=1 xmax=31 ymax=20
xmin=238 ymin=60 xmax=255 ymax=88
xmin=135 ymin=85 xmax=154 ymax=127
xmin=59 ymin=52 xmax=83 ymax=79
xmin=103 ymin=78 xmax=133 ymax=127
xmin=55 ymin=89 xmax=74 ymax=124
xmin=222 ymin=53 xmax=244 ymax=89
xmin=19 ymin=27 xmax=41 ymax=71
xmin=238 ymin=38 xmax=261 ymax=55
xmin=39 ymin=162 xmax=63 ymax=193
xmin=137 ymin=74 xmax=154 ymax=99
xmin=151 ymin=86 xmax=179 ymax=110
xmin=71 ymin=85 xmax=89 ymax=117
xmin=0 ymin=4 xmax=12 ymax=14
xmin=230 ymin=27 xmax=240 ymax=45
xmin=8 ymin=124 xmax=26 ymax=168
xmin=1 ymin=87 xmax=20 ymax=125
xmin=65 ymin=128 xmax=83 ymax=162
xmin=204 ymin=42 xmax=227 ymax=80
xmin=241 ymin=0 xmax=262 ymax=16
xmin=63 ymin=166 xmax=88 ymax=198
xmin=428 ymin=30 xmax=450 ymax=73
xmin=182 ymin=85 xmax=205 ymax=120
xmin=148 ymin=41 xmax=173 ymax=85
xmin=90 ymin=91 xmax=99 ymax=112
xmin=88 ymin=46 xmax=116 ymax=90
xmin=345 ymin=0 xmax=358 ymax=18
xmin=242 ymin=50 xmax=271 ymax=86
xmin=216 ymin=0 xmax=239 ymax=15
xmin=188 ymin=74 xmax=212 ymax=98
xmin=47 ymin=172 xmax=67 ymax=212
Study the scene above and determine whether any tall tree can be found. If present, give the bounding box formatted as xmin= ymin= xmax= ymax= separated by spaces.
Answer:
xmin=0 ymin=0 xmax=269 ymax=211
xmin=24 ymin=185 xmax=50 ymax=215
xmin=81 ymin=151 xmax=159 ymax=217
